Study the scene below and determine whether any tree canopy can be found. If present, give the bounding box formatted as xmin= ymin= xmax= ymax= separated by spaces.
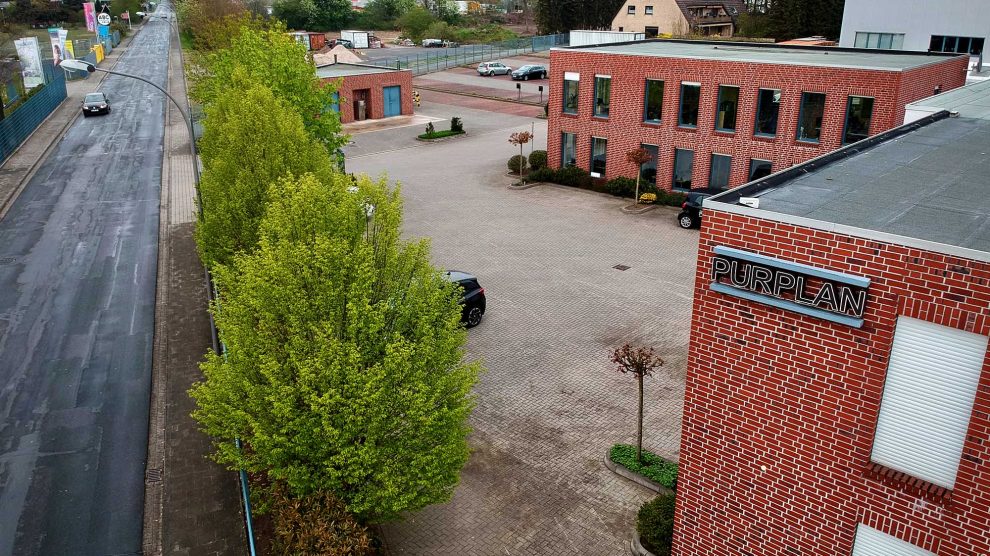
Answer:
xmin=536 ymin=0 xmax=624 ymax=34
xmin=190 ymin=172 xmax=480 ymax=522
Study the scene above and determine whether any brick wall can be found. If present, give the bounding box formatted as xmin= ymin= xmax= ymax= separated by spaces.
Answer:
xmin=547 ymin=49 xmax=968 ymax=190
xmin=323 ymin=69 xmax=413 ymax=124
xmin=675 ymin=209 xmax=990 ymax=555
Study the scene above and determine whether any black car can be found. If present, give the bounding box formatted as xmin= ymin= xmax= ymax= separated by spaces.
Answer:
xmin=511 ymin=65 xmax=547 ymax=80
xmin=82 ymin=92 xmax=110 ymax=117
xmin=445 ymin=271 xmax=486 ymax=327
xmin=677 ymin=188 xmax=725 ymax=229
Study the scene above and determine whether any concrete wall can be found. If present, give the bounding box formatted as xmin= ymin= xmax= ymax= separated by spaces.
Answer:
xmin=839 ymin=0 xmax=990 ymax=51
xmin=675 ymin=208 xmax=990 ymax=555
xmin=546 ymin=48 xmax=968 ymax=187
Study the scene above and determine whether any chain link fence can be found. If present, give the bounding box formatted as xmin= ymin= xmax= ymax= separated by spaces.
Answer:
xmin=363 ymin=33 xmax=569 ymax=76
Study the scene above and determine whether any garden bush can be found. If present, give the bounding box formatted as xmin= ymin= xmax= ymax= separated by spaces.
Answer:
xmin=658 ymin=190 xmax=687 ymax=207
xmin=451 ymin=117 xmax=463 ymax=133
xmin=507 ymin=154 xmax=526 ymax=174
xmin=528 ymin=150 xmax=547 ymax=170
xmin=555 ymin=165 xmax=593 ymax=188
xmin=527 ymin=167 xmax=557 ymax=182
xmin=609 ymin=444 xmax=678 ymax=488
xmin=604 ymin=177 xmax=637 ymax=197
xmin=637 ymin=494 xmax=675 ymax=556
xmin=269 ymin=483 xmax=373 ymax=556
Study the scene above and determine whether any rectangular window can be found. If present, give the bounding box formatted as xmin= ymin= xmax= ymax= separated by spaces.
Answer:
xmin=644 ymin=79 xmax=664 ymax=123
xmin=843 ymin=96 xmax=874 ymax=145
xmin=852 ymin=524 xmax=936 ymax=556
xmin=715 ymin=85 xmax=739 ymax=132
xmin=708 ymin=154 xmax=731 ymax=190
xmin=871 ymin=316 xmax=988 ymax=489
xmin=679 ymin=82 xmax=700 ymax=128
xmin=854 ymin=31 xmax=905 ymax=50
xmin=640 ymin=144 xmax=658 ymax=184
xmin=930 ymin=34 xmax=985 ymax=55
xmin=644 ymin=5 xmax=653 ymax=14
xmin=748 ymin=159 xmax=772 ymax=180
xmin=754 ymin=88 xmax=780 ymax=137
xmin=627 ymin=4 xmax=635 ymax=14
xmin=672 ymin=148 xmax=693 ymax=190
xmin=563 ymin=72 xmax=579 ymax=115
xmin=590 ymin=137 xmax=607 ymax=177
xmin=594 ymin=76 xmax=611 ymax=118
xmin=796 ymin=92 xmax=826 ymax=143
xmin=561 ymin=132 xmax=577 ymax=167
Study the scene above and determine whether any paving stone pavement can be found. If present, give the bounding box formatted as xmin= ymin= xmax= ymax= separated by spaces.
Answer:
xmin=347 ymin=98 xmax=699 ymax=555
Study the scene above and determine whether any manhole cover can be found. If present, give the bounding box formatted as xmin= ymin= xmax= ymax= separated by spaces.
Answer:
xmin=613 ymin=264 xmax=630 ymax=271
xmin=0 ymin=257 xmax=14 ymax=265
xmin=146 ymin=468 xmax=163 ymax=483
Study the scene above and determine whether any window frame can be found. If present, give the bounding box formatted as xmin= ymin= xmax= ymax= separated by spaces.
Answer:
xmin=842 ymin=95 xmax=875 ymax=145
xmin=562 ymin=72 xmax=580 ymax=115
xmin=593 ymin=75 xmax=611 ymax=118
xmin=715 ymin=85 xmax=739 ymax=133
xmin=627 ymin=4 xmax=635 ymax=14
xmin=672 ymin=148 xmax=694 ymax=190
xmin=643 ymin=79 xmax=664 ymax=124
xmin=678 ymin=82 xmax=701 ymax=128
xmin=708 ymin=153 xmax=732 ymax=190
xmin=753 ymin=88 xmax=781 ymax=138
xmin=561 ymin=132 xmax=577 ymax=167
xmin=748 ymin=158 xmax=772 ymax=181
xmin=640 ymin=143 xmax=659 ymax=185
xmin=590 ymin=136 xmax=607 ymax=178
xmin=796 ymin=91 xmax=826 ymax=144
xmin=644 ymin=5 xmax=653 ymax=14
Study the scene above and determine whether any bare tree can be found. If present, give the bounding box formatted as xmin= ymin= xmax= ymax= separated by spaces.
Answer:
xmin=625 ymin=147 xmax=654 ymax=204
xmin=611 ymin=344 xmax=665 ymax=463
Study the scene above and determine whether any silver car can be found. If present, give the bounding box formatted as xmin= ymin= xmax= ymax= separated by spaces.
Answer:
xmin=477 ymin=61 xmax=512 ymax=76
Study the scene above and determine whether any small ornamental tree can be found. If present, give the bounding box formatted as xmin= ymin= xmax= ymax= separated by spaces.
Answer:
xmin=509 ymin=131 xmax=533 ymax=176
xmin=626 ymin=147 xmax=655 ymax=204
xmin=611 ymin=344 xmax=665 ymax=463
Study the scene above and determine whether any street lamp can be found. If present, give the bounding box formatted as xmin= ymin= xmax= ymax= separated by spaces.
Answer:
xmin=61 ymin=58 xmax=203 ymax=220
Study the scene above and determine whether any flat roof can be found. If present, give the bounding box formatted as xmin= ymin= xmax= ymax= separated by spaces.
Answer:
xmin=708 ymin=80 xmax=990 ymax=260
xmin=316 ymin=63 xmax=402 ymax=78
xmin=555 ymin=39 xmax=963 ymax=72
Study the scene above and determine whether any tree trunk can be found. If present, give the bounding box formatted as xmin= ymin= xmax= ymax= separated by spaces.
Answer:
xmin=634 ymin=172 xmax=641 ymax=204
xmin=637 ymin=373 xmax=644 ymax=463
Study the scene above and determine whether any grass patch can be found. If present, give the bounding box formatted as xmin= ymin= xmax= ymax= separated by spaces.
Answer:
xmin=417 ymin=129 xmax=465 ymax=140
xmin=610 ymin=444 xmax=677 ymax=489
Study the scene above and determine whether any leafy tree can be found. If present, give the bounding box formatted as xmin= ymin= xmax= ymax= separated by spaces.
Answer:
xmin=626 ymin=147 xmax=654 ymax=204
xmin=191 ymin=172 xmax=481 ymax=522
xmin=176 ymin=0 xmax=249 ymax=45
xmin=508 ymin=131 xmax=532 ymax=175
xmin=363 ymin=0 xmax=416 ymax=25
xmin=766 ymin=0 xmax=844 ymax=41
xmin=273 ymin=0 xmax=316 ymax=30
xmin=191 ymin=24 xmax=345 ymax=151
xmin=536 ymin=0 xmax=623 ymax=34
xmin=611 ymin=344 xmax=665 ymax=463
xmin=397 ymin=6 xmax=434 ymax=40
xmin=195 ymin=77 xmax=336 ymax=268
xmin=309 ymin=0 xmax=353 ymax=30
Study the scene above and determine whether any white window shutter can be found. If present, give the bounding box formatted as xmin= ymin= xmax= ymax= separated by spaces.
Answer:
xmin=871 ymin=316 xmax=987 ymax=489
xmin=852 ymin=524 xmax=934 ymax=556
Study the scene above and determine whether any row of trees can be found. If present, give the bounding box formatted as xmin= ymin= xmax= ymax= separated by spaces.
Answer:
xmin=535 ymin=0 xmax=625 ymax=35
xmin=179 ymin=7 xmax=481 ymax=547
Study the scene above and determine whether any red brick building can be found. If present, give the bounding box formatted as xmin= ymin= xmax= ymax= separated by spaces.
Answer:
xmin=676 ymin=81 xmax=990 ymax=555
xmin=547 ymin=40 xmax=968 ymax=191
xmin=317 ymin=63 xmax=413 ymax=124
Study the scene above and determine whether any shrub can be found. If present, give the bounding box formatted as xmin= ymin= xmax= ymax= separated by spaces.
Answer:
xmin=659 ymin=191 xmax=687 ymax=207
xmin=528 ymin=167 xmax=556 ymax=182
xmin=425 ymin=121 xmax=436 ymax=137
xmin=507 ymin=154 xmax=526 ymax=174
xmin=450 ymin=117 xmax=463 ymax=133
xmin=609 ymin=444 xmax=678 ymax=488
xmin=604 ymin=177 xmax=637 ymax=197
xmin=637 ymin=494 xmax=675 ymax=556
xmin=528 ymin=150 xmax=547 ymax=170
xmin=555 ymin=165 xmax=592 ymax=188
xmin=270 ymin=483 xmax=373 ymax=556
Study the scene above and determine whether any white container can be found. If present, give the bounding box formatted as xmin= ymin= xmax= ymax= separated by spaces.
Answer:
xmin=341 ymin=30 xmax=370 ymax=49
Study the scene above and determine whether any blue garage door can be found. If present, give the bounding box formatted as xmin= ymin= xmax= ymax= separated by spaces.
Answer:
xmin=383 ymin=85 xmax=401 ymax=117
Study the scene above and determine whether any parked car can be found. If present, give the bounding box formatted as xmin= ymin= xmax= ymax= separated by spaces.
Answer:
xmin=511 ymin=64 xmax=547 ymax=80
xmin=677 ymin=188 xmax=725 ymax=229
xmin=445 ymin=271 xmax=486 ymax=327
xmin=422 ymin=38 xmax=444 ymax=47
xmin=331 ymin=38 xmax=354 ymax=49
xmin=82 ymin=92 xmax=110 ymax=117
xmin=477 ymin=61 xmax=512 ymax=76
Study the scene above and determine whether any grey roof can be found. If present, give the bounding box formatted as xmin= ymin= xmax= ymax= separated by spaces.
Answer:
xmin=906 ymin=79 xmax=990 ymax=121
xmin=708 ymin=81 xmax=990 ymax=255
xmin=557 ymin=39 xmax=963 ymax=72
xmin=315 ymin=63 xmax=402 ymax=78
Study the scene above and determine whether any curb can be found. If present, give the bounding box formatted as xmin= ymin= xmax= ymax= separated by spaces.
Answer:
xmin=629 ymin=531 xmax=656 ymax=556
xmin=415 ymin=85 xmax=544 ymax=107
xmin=620 ymin=204 xmax=658 ymax=214
xmin=415 ymin=131 xmax=467 ymax=142
xmin=507 ymin=180 xmax=545 ymax=190
xmin=603 ymin=447 xmax=672 ymax=494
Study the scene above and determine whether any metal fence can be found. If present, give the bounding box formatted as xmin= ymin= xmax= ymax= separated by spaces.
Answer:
xmin=0 ymin=62 xmax=67 ymax=165
xmin=364 ymin=33 xmax=569 ymax=76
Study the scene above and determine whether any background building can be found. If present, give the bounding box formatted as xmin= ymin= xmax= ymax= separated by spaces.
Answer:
xmin=675 ymin=80 xmax=990 ymax=555
xmin=838 ymin=0 xmax=987 ymax=57
xmin=317 ymin=63 xmax=413 ymax=124
xmin=547 ymin=40 xmax=968 ymax=191
xmin=611 ymin=0 xmax=747 ymax=37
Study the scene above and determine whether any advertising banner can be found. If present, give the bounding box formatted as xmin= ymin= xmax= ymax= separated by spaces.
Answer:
xmin=14 ymin=37 xmax=44 ymax=89
xmin=58 ymin=29 xmax=68 ymax=57
xmin=84 ymin=2 xmax=96 ymax=32
xmin=65 ymin=40 xmax=75 ymax=59
xmin=47 ymin=27 xmax=65 ymax=66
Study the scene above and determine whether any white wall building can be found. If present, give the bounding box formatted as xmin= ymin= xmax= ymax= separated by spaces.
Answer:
xmin=838 ymin=0 xmax=987 ymax=56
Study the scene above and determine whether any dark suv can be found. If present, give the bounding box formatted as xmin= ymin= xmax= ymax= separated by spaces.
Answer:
xmin=445 ymin=271 xmax=486 ymax=327
xmin=677 ymin=188 xmax=725 ymax=229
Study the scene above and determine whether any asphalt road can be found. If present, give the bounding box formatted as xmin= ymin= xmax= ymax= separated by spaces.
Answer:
xmin=0 ymin=12 xmax=169 ymax=556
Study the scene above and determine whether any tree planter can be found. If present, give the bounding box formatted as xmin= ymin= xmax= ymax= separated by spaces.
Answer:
xmin=604 ymin=448 xmax=670 ymax=493
xmin=508 ymin=180 xmax=544 ymax=190
xmin=621 ymin=203 xmax=658 ymax=214
xmin=416 ymin=131 xmax=466 ymax=142
xmin=629 ymin=530 xmax=657 ymax=556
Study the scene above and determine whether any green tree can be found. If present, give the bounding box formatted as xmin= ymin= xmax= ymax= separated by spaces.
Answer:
xmin=766 ymin=0 xmax=844 ymax=40
xmin=195 ymin=77 xmax=336 ymax=268
xmin=309 ymin=0 xmax=353 ymax=30
xmin=363 ymin=0 xmax=415 ymax=25
xmin=397 ymin=6 xmax=434 ymax=40
xmin=273 ymin=0 xmax=316 ymax=29
xmin=191 ymin=23 xmax=345 ymax=150
xmin=190 ymin=172 xmax=480 ymax=522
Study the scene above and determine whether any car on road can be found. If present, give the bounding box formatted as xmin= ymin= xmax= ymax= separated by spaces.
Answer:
xmin=511 ymin=65 xmax=547 ymax=80
xmin=677 ymin=188 xmax=725 ymax=229
xmin=477 ymin=61 xmax=512 ymax=76
xmin=82 ymin=92 xmax=110 ymax=117
xmin=445 ymin=271 xmax=486 ymax=327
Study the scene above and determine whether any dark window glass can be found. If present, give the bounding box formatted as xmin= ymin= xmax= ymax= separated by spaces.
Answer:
xmin=930 ymin=34 xmax=984 ymax=55
xmin=561 ymin=132 xmax=577 ymax=166
xmin=972 ymin=37 xmax=985 ymax=55
xmin=594 ymin=76 xmax=611 ymax=118
xmin=843 ymin=96 xmax=874 ymax=144
xmin=644 ymin=80 xmax=664 ymax=123
xmin=673 ymin=148 xmax=694 ymax=190
xmin=749 ymin=159 xmax=772 ymax=180
xmin=640 ymin=144 xmax=658 ymax=184
xmin=716 ymin=85 xmax=739 ymax=132
xmin=709 ymin=154 xmax=731 ymax=190
xmin=645 ymin=5 xmax=653 ymax=14
xmin=591 ymin=137 xmax=607 ymax=176
xmin=754 ymin=88 xmax=780 ymax=136
xmin=679 ymin=83 xmax=700 ymax=127
xmin=930 ymin=35 xmax=944 ymax=51
xmin=563 ymin=78 xmax=579 ymax=114
xmin=797 ymin=92 xmax=826 ymax=143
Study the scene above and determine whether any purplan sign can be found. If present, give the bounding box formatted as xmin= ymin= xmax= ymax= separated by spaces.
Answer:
xmin=709 ymin=245 xmax=870 ymax=328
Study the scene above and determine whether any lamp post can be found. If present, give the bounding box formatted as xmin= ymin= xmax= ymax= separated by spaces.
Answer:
xmin=61 ymin=58 xmax=203 ymax=220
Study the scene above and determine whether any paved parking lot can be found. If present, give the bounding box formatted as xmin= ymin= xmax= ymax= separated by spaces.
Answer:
xmin=346 ymin=90 xmax=699 ymax=555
